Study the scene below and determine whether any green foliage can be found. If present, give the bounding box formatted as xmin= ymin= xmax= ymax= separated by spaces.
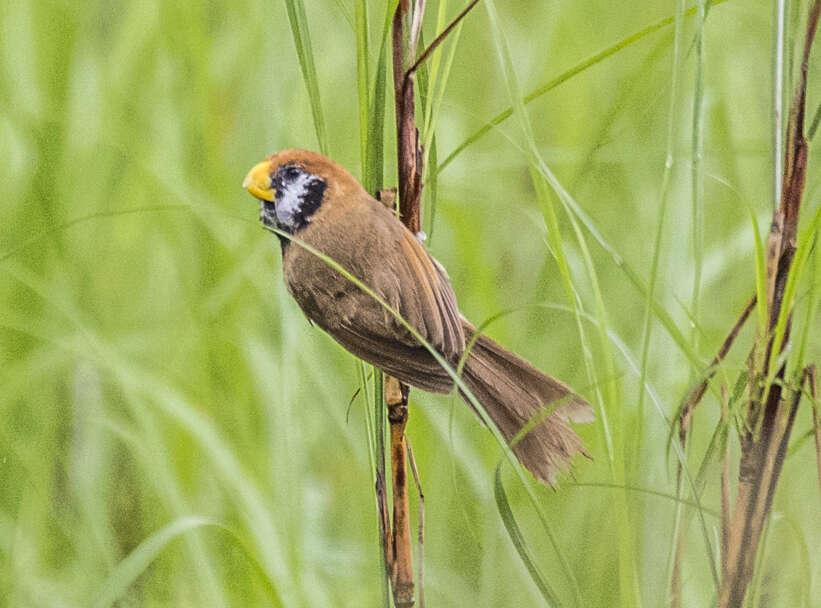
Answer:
xmin=1 ymin=1 xmax=820 ymax=607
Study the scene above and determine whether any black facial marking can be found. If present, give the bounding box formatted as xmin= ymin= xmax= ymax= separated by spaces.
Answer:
xmin=294 ymin=177 xmax=327 ymax=226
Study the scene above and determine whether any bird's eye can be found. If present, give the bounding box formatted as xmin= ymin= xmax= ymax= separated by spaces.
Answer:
xmin=284 ymin=166 xmax=301 ymax=181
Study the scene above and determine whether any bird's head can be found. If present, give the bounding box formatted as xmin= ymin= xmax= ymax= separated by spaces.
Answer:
xmin=243 ymin=149 xmax=365 ymax=234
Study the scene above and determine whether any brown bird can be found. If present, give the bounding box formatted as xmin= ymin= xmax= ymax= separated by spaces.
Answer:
xmin=243 ymin=149 xmax=593 ymax=485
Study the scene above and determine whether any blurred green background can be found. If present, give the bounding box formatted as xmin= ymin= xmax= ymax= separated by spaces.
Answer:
xmin=2 ymin=0 xmax=820 ymax=606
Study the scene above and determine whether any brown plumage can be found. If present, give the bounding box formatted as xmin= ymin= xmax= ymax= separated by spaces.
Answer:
xmin=243 ymin=149 xmax=593 ymax=485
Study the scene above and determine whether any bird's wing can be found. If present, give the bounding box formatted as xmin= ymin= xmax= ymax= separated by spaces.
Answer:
xmin=329 ymin=223 xmax=463 ymax=392
xmin=338 ymin=202 xmax=464 ymax=360
xmin=286 ymin=197 xmax=465 ymax=379
xmin=378 ymin=223 xmax=464 ymax=358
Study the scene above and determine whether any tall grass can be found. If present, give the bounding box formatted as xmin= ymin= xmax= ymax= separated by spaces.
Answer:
xmin=1 ymin=1 xmax=820 ymax=607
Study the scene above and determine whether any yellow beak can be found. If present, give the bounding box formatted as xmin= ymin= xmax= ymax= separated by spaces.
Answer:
xmin=242 ymin=161 xmax=275 ymax=202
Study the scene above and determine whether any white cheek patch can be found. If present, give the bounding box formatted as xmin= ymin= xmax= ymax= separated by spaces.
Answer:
xmin=276 ymin=172 xmax=313 ymax=229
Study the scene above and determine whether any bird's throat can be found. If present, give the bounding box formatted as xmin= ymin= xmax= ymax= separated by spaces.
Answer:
xmin=259 ymin=200 xmax=278 ymax=228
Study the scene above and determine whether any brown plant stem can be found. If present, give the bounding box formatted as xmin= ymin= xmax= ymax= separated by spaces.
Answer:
xmin=720 ymin=368 xmax=806 ymax=606
xmin=393 ymin=0 xmax=423 ymax=234
xmin=717 ymin=4 xmax=821 ymax=605
xmin=378 ymin=0 xmax=454 ymax=604
xmin=671 ymin=295 xmax=755 ymax=607
xmin=387 ymin=376 xmax=414 ymax=607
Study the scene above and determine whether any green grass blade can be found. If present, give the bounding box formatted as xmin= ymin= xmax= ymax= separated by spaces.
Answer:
xmin=356 ymin=360 xmax=391 ymax=607
xmin=793 ymin=232 xmax=819 ymax=372
xmin=330 ymin=0 xmax=355 ymax=30
xmin=426 ymin=136 xmax=439 ymax=241
xmin=809 ymin=100 xmax=821 ymax=139
xmin=91 ymin=516 xmax=213 ymax=608
xmin=638 ymin=0 xmax=684 ymax=457
xmin=767 ymin=203 xmax=821 ymax=382
xmin=421 ymin=1 xmax=464 ymax=176
xmin=283 ymin=0 xmax=330 ymax=155
xmin=483 ymin=1 xmax=619 ymax=603
xmin=690 ymin=0 xmax=706 ymax=354
xmin=646 ymin=0 xmax=687 ymax=597
xmin=363 ymin=1 xmax=396 ymax=193
xmin=91 ymin=517 xmax=282 ymax=608
xmin=567 ymin=482 xmax=721 ymax=517
xmin=355 ymin=0 xmax=371 ymax=171
xmin=772 ymin=0 xmax=787 ymax=210
xmin=435 ymin=0 xmax=731 ymax=176
xmin=494 ymin=466 xmax=563 ymax=607
xmin=749 ymin=205 xmax=769 ymax=349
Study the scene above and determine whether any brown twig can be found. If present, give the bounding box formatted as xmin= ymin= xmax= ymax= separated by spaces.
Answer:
xmin=678 ymin=293 xmax=756 ymax=447
xmin=405 ymin=0 xmax=481 ymax=79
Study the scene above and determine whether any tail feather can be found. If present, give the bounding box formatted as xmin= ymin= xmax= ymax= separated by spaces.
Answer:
xmin=461 ymin=323 xmax=593 ymax=486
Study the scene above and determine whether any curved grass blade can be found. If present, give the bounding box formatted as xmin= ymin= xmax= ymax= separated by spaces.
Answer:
xmin=91 ymin=517 xmax=283 ymax=608
xmin=483 ymin=4 xmax=601 ymax=602
xmin=0 ymin=205 xmax=191 ymax=264
xmin=494 ymin=465 xmax=562 ymax=607
xmin=567 ymin=482 xmax=721 ymax=517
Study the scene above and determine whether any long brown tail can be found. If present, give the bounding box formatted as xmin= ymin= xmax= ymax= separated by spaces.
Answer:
xmin=460 ymin=322 xmax=594 ymax=486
